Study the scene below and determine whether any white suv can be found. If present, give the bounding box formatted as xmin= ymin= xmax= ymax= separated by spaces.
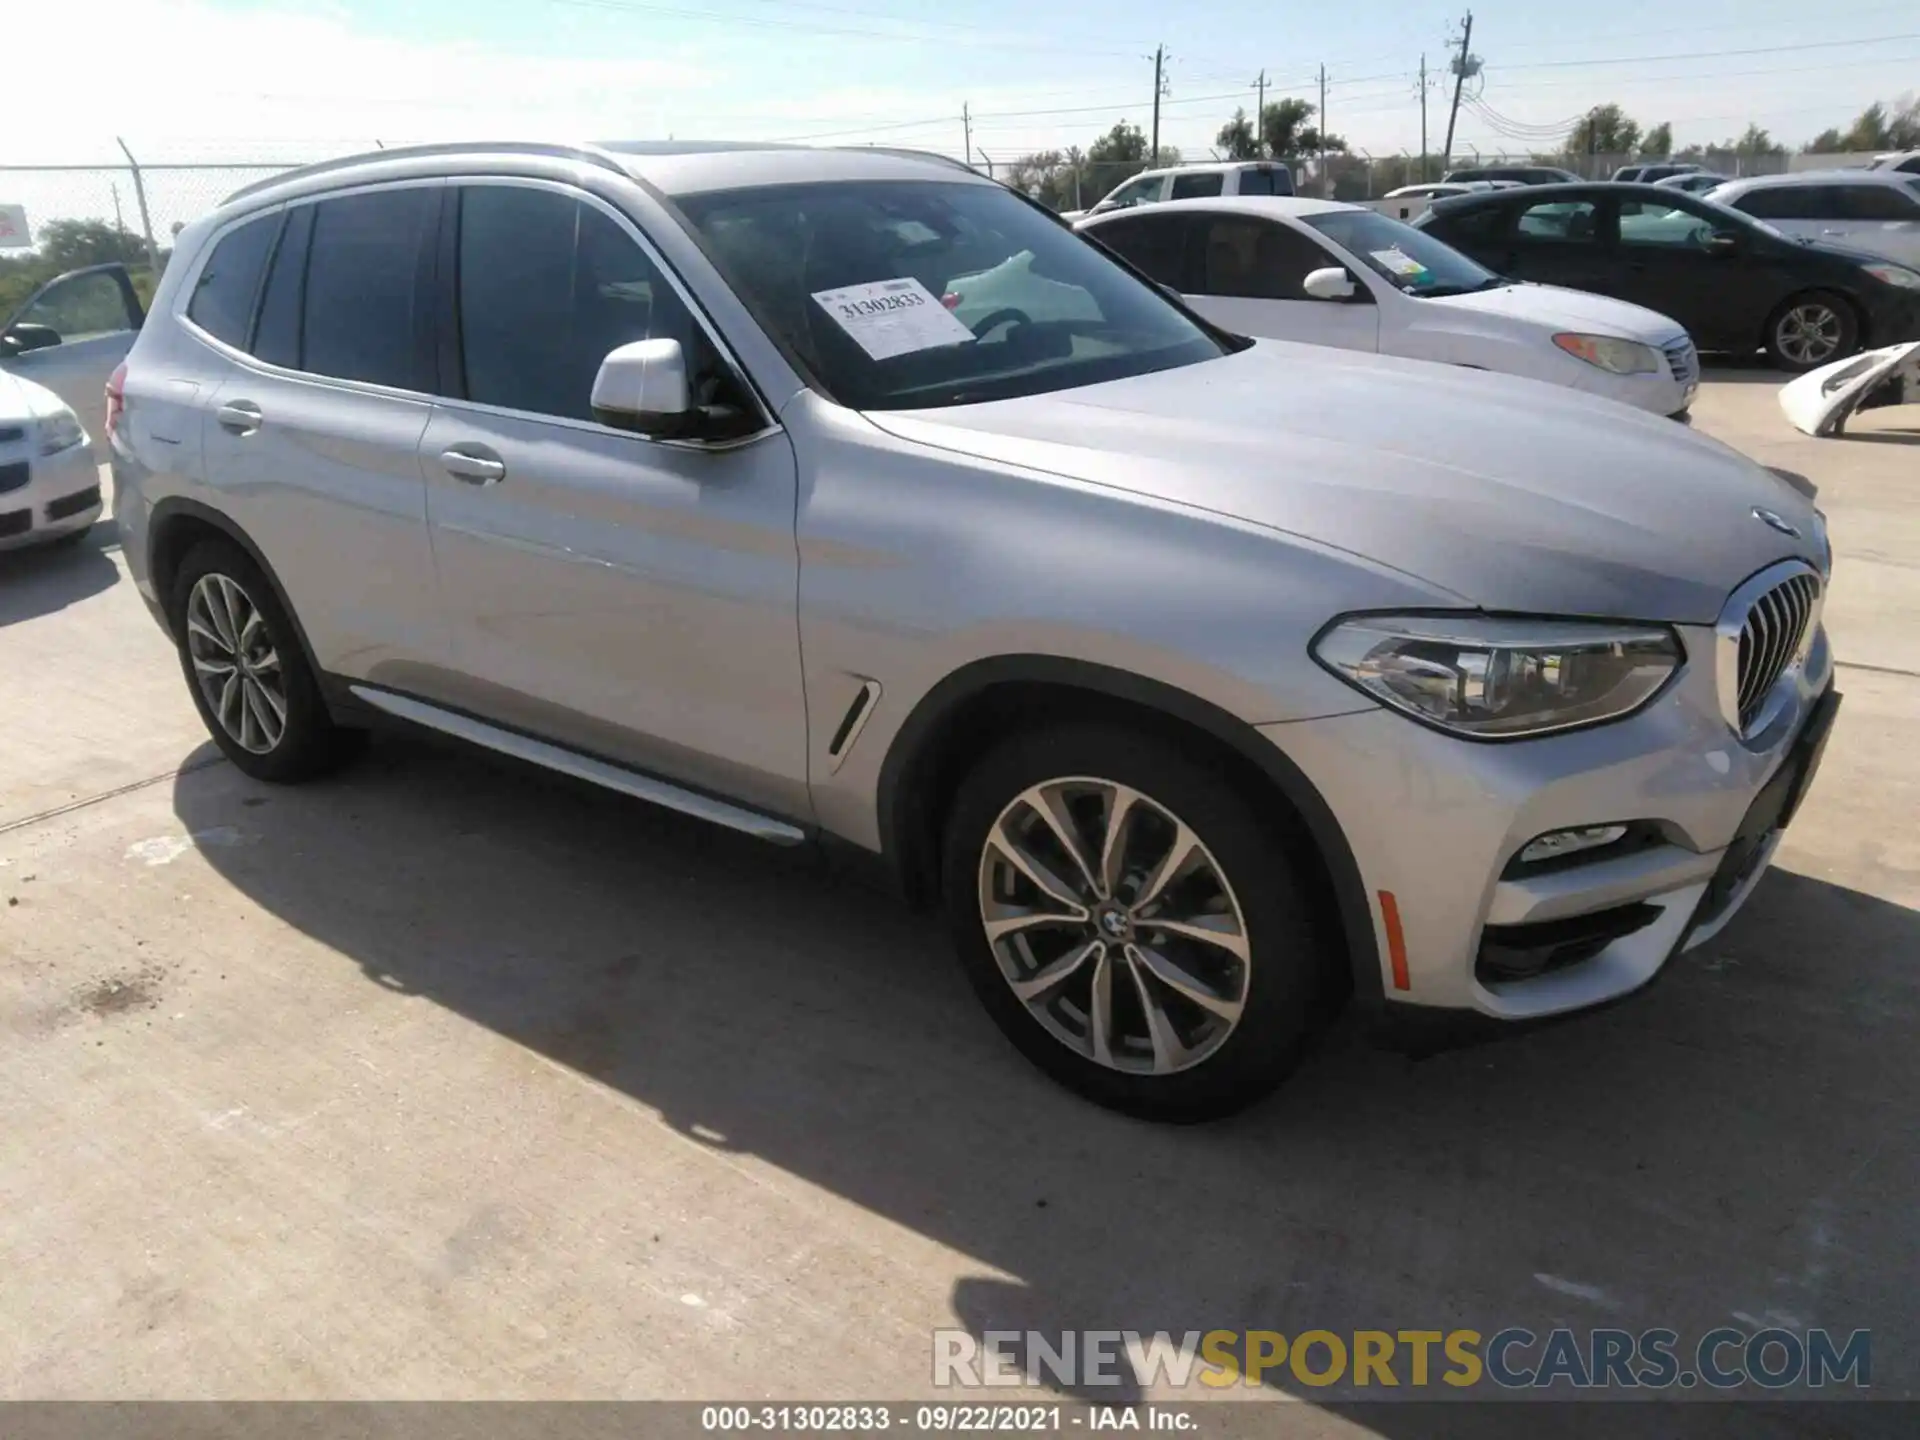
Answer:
xmin=1062 ymin=161 xmax=1294 ymax=221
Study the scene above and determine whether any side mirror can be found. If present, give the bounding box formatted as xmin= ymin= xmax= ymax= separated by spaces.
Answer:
xmin=1705 ymin=231 xmax=1741 ymax=256
xmin=1303 ymin=266 xmax=1358 ymax=301
xmin=2 ymin=322 xmax=64 ymax=356
xmin=592 ymin=338 xmax=694 ymax=438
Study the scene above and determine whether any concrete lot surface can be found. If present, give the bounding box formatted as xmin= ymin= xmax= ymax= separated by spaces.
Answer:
xmin=2 ymin=375 xmax=1916 ymax=1429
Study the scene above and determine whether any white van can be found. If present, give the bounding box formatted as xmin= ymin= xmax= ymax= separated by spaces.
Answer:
xmin=1061 ymin=161 xmax=1293 ymax=221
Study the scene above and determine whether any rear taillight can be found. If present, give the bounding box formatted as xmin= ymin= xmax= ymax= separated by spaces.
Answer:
xmin=105 ymin=362 xmax=127 ymax=439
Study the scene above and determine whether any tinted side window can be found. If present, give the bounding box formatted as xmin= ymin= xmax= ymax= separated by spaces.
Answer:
xmin=302 ymin=188 xmax=436 ymax=390
xmin=1839 ymin=185 xmax=1918 ymax=220
xmin=1092 ymin=214 xmax=1192 ymax=288
xmin=1195 ymin=218 xmax=1333 ymax=300
xmin=1736 ymin=186 xmax=1836 ymax=220
xmin=1169 ymin=172 xmax=1224 ymax=200
xmin=1236 ymin=167 xmax=1291 ymax=196
xmin=251 ymin=204 xmax=312 ymax=370
xmin=1514 ymin=198 xmax=1599 ymax=242
xmin=456 ymin=185 xmax=708 ymax=423
xmin=186 ymin=214 xmax=279 ymax=348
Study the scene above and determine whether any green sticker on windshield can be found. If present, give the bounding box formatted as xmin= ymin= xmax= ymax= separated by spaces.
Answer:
xmin=1371 ymin=248 xmax=1429 ymax=278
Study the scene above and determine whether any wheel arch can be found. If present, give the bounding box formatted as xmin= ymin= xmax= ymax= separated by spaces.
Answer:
xmin=875 ymin=655 xmax=1384 ymax=1009
xmin=147 ymin=498 xmax=329 ymax=692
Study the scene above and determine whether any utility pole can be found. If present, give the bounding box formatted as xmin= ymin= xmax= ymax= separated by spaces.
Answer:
xmin=963 ymin=104 xmax=972 ymax=171
xmin=1255 ymin=69 xmax=1267 ymax=156
xmin=1317 ymin=64 xmax=1329 ymax=196
xmin=111 ymin=183 xmax=125 ymax=235
xmin=1150 ymin=45 xmax=1165 ymax=163
xmin=1441 ymin=10 xmax=1475 ymax=176
xmin=1418 ymin=54 xmax=1430 ymax=182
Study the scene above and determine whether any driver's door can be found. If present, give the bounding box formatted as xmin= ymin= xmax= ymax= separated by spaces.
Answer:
xmin=0 ymin=264 xmax=144 ymax=454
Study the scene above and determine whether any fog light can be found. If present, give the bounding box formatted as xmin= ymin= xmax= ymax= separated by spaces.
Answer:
xmin=1519 ymin=825 xmax=1629 ymax=865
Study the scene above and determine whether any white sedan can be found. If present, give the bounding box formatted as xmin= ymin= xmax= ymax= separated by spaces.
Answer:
xmin=0 ymin=368 xmax=101 ymax=551
xmin=1077 ymin=196 xmax=1698 ymax=417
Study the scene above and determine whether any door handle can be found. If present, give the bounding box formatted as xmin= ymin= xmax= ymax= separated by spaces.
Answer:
xmin=216 ymin=400 xmax=262 ymax=435
xmin=439 ymin=448 xmax=506 ymax=485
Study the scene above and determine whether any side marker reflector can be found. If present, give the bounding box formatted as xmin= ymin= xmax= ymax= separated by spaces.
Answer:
xmin=1379 ymin=889 xmax=1411 ymax=991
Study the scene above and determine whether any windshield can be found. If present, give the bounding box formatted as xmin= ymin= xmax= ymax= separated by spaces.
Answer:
xmin=676 ymin=180 xmax=1230 ymax=410
xmin=1299 ymin=209 xmax=1505 ymax=297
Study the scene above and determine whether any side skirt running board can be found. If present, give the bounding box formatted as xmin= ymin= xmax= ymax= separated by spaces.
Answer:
xmin=348 ymin=685 xmax=808 ymax=846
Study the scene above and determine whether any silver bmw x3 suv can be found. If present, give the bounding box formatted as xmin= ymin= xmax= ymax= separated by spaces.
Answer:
xmin=111 ymin=141 xmax=1838 ymax=1119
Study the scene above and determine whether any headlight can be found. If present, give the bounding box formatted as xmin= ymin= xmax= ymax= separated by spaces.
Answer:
xmin=1551 ymin=333 xmax=1662 ymax=375
xmin=1312 ymin=614 xmax=1683 ymax=739
xmin=37 ymin=406 xmax=86 ymax=457
xmin=1863 ymin=262 xmax=1920 ymax=290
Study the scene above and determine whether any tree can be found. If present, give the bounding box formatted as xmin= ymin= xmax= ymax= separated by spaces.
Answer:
xmin=1259 ymin=98 xmax=1344 ymax=159
xmin=37 ymin=219 xmax=149 ymax=273
xmin=1566 ymin=104 xmax=1642 ymax=159
xmin=1087 ymin=121 xmax=1148 ymax=165
xmin=1216 ymin=109 xmax=1260 ymax=160
xmin=1639 ymin=122 xmax=1673 ymax=159
xmin=1806 ymin=96 xmax=1920 ymax=153
xmin=1724 ymin=123 xmax=1784 ymax=160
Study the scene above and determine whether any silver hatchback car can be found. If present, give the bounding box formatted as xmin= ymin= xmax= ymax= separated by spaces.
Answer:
xmin=112 ymin=142 xmax=1837 ymax=1119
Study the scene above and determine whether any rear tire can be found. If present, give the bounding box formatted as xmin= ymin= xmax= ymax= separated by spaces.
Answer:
xmin=941 ymin=724 xmax=1339 ymax=1121
xmin=1765 ymin=291 xmax=1858 ymax=372
xmin=168 ymin=538 xmax=361 ymax=783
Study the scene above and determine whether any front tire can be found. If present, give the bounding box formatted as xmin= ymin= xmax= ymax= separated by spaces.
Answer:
xmin=168 ymin=538 xmax=360 ymax=783
xmin=941 ymin=725 xmax=1338 ymax=1121
xmin=1765 ymin=291 xmax=1858 ymax=372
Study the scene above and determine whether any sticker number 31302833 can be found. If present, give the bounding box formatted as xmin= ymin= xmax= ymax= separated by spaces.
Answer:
xmin=811 ymin=277 xmax=977 ymax=360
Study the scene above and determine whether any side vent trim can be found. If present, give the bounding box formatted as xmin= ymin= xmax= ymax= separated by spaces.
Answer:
xmin=826 ymin=679 xmax=883 ymax=772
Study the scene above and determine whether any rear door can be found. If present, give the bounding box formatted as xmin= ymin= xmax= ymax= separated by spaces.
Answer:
xmin=1499 ymin=193 xmax=1615 ymax=292
xmin=1833 ymin=184 xmax=1920 ymax=265
xmin=196 ymin=184 xmax=446 ymax=681
xmin=416 ymin=178 xmax=807 ymax=817
xmin=1181 ymin=213 xmax=1380 ymax=352
xmin=0 ymin=264 xmax=144 ymax=453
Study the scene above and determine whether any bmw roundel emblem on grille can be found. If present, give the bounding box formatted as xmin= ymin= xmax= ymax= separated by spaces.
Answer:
xmin=1752 ymin=507 xmax=1801 ymax=538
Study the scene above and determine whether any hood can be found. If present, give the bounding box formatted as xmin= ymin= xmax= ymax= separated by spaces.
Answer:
xmin=1427 ymin=281 xmax=1687 ymax=345
xmin=869 ymin=342 xmax=1824 ymax=625
xmin=0 ymin=367 xmax=63 ymax=426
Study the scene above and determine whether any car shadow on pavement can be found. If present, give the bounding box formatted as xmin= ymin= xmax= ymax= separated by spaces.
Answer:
xmin=0 ymin=522 xmax=120 ymax=626
xmin=171 ymin=731 xmax=1919 ymax=1428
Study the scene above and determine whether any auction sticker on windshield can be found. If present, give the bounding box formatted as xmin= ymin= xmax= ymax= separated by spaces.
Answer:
xmin=812 ymin=277 xmax=976 ymax=360
xmin=1371 ymin=248 xmax=1428 ymax=277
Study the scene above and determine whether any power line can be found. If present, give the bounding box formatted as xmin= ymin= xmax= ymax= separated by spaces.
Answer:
xmin=1487 ymin=30 xmax=1920 ymax=73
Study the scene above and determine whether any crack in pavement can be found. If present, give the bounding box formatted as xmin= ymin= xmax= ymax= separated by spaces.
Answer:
xmin=0 ymin=755 xmax=228 ymax=839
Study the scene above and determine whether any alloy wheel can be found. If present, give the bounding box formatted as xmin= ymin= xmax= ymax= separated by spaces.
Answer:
xmin=185 ymin=573 xmax=288 ymax=755
xmin=977 ymin=776 xmax=1252 ymax=1075
xmin=1776 ymin=304 xmax=1843 ymax=367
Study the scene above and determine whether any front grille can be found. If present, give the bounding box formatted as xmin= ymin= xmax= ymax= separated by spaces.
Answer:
xmin=0 ymin=460 xmax=28 ymax=496
xmin=1735 ymin=571 xmax=1820 ymax=730
xmin=0 ymin=508 xmax=30 ymax=538
xmin=46 ymin=485 xmax=101 ymax=521
xmin=1663 ymin=338 xmax=1699 ymax=386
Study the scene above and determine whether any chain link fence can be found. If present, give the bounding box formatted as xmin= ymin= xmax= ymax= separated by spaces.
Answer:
xmin=0 ymin=156 xmax=333 ymax=318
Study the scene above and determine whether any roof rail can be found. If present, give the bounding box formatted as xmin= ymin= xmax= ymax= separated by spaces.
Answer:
xmin=222 ymin=141 xmax=630 ymax=206
xmin=837 ymin=146 xmax=984 ymax=177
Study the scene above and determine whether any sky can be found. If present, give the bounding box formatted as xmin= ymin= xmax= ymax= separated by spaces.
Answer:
xmin=5 ymin=0 xmax=1918 ymax=175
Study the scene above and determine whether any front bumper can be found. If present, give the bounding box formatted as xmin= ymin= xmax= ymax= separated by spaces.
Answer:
xmin=0 ymin=440 xmax=102 ymax=551
xmin=1261 ymin=618 xmax=1836 ymax=1021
